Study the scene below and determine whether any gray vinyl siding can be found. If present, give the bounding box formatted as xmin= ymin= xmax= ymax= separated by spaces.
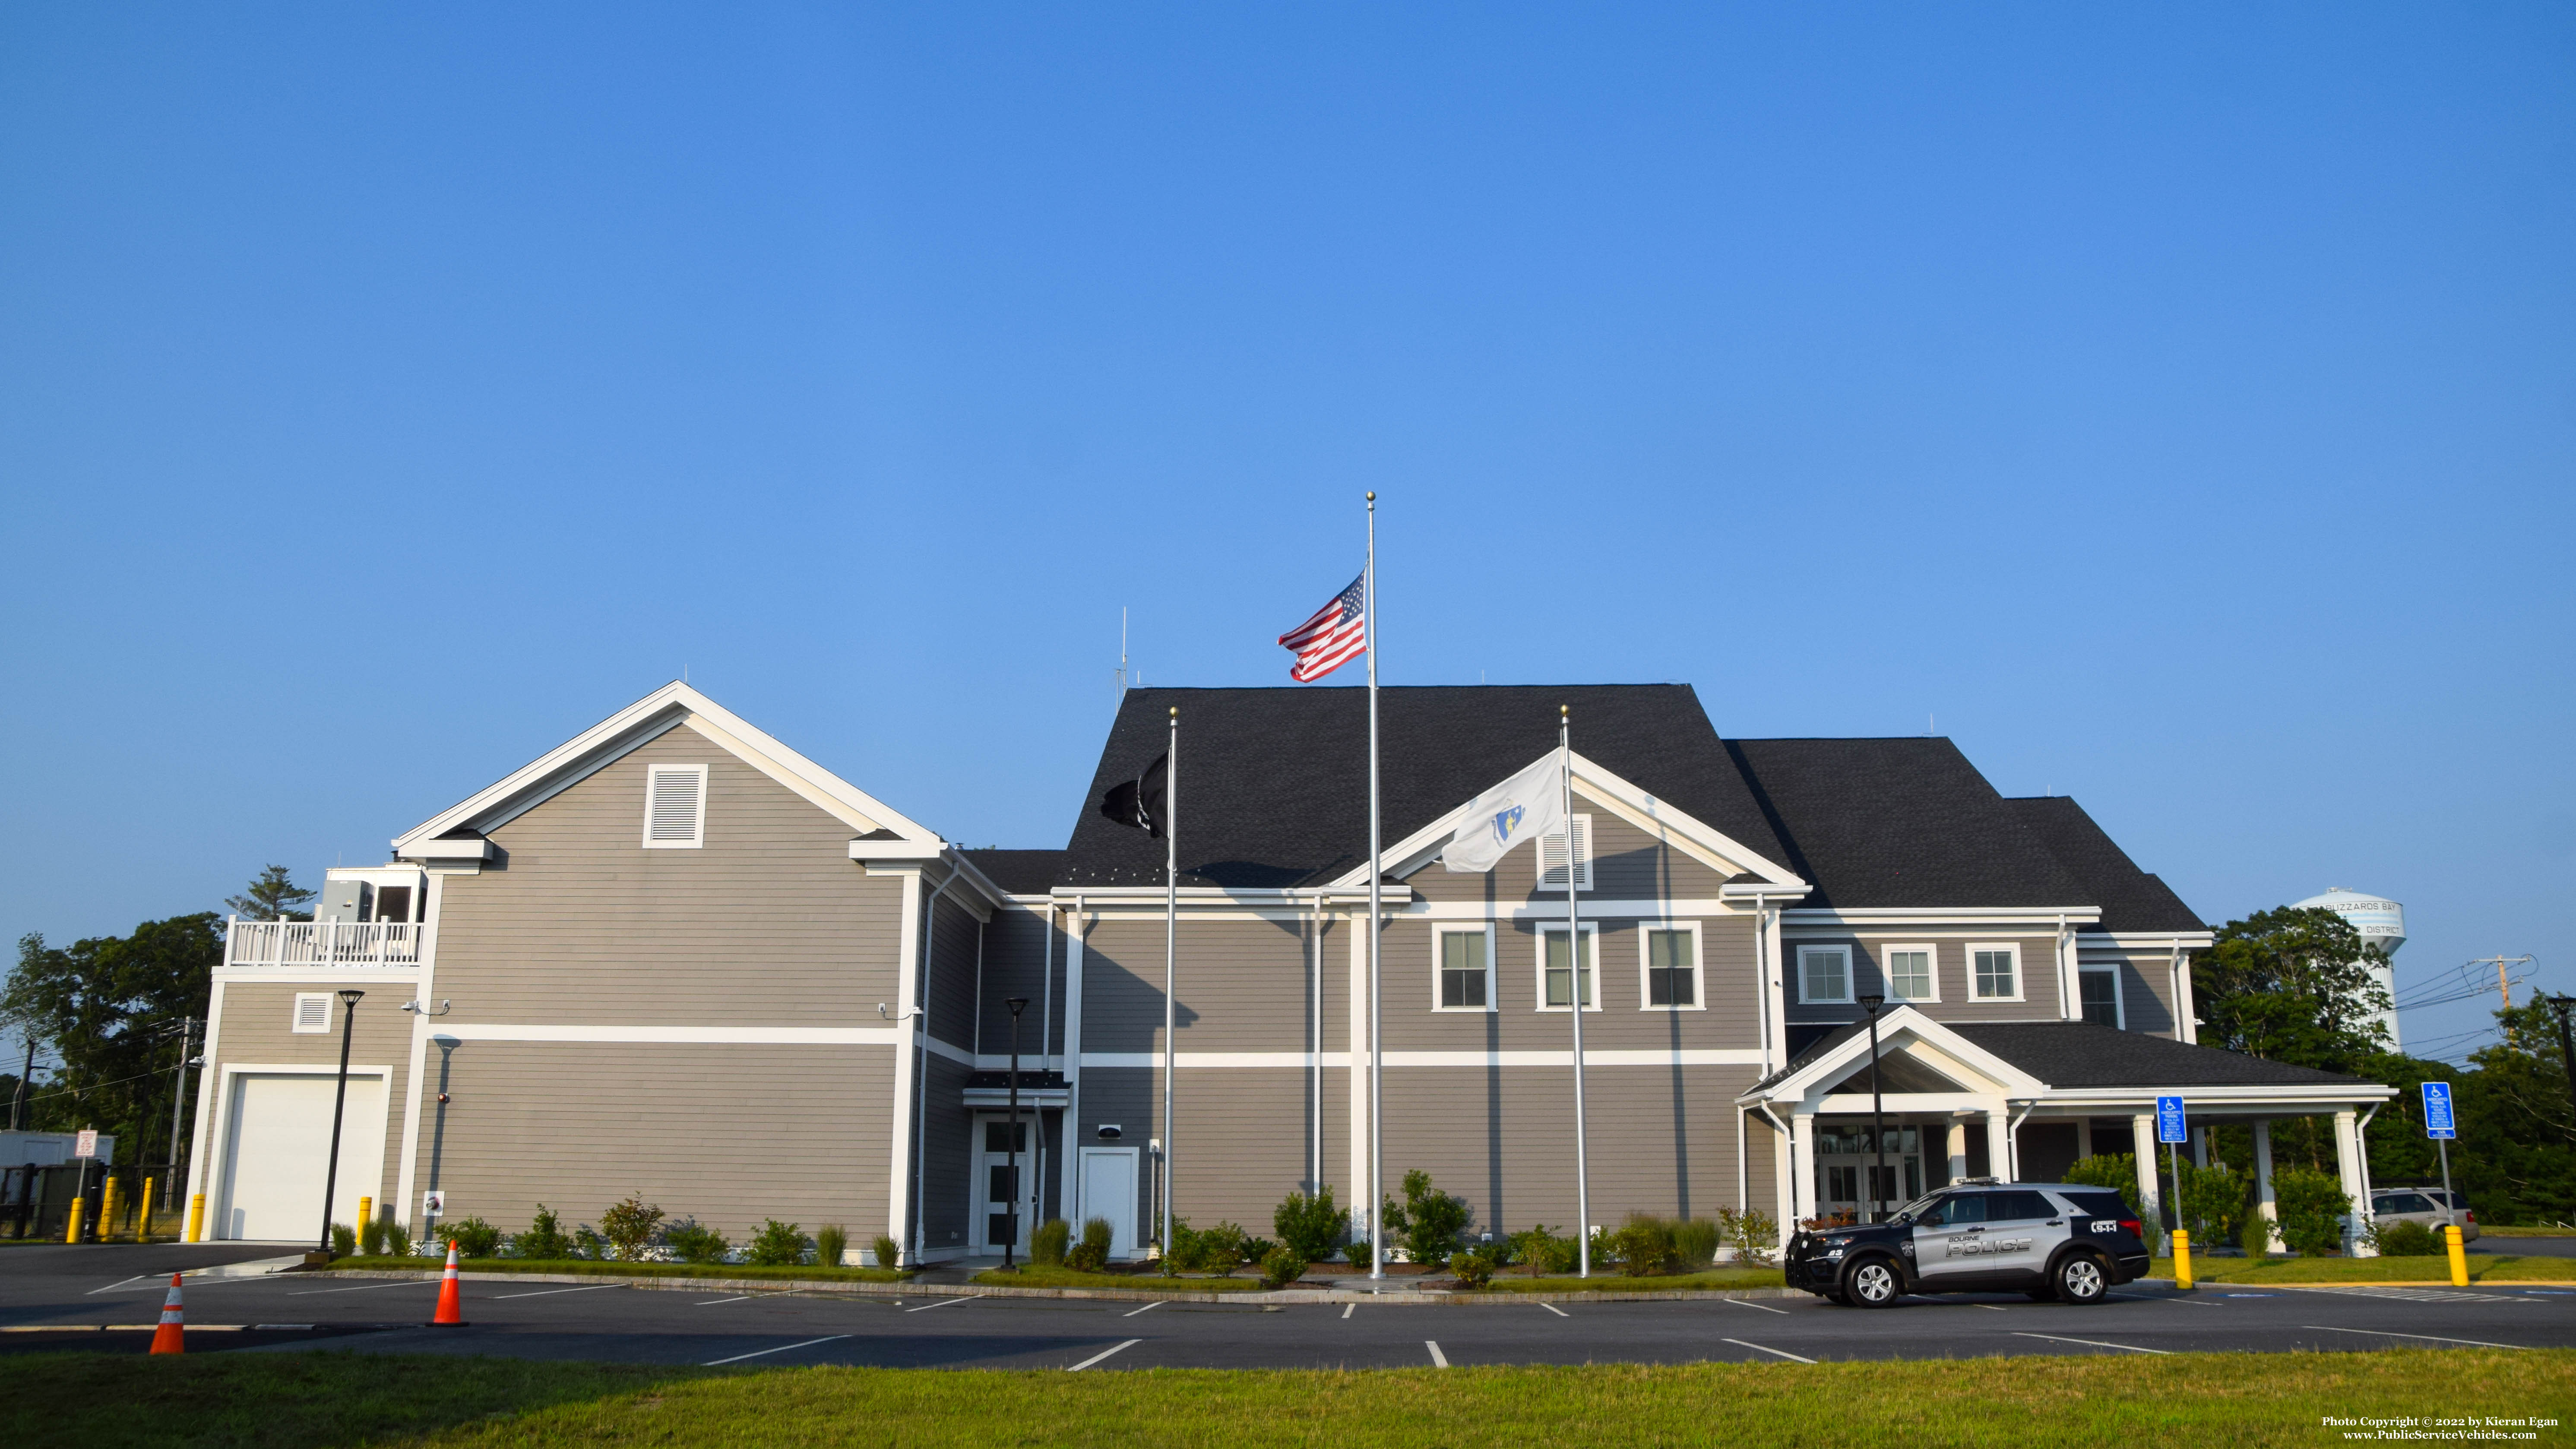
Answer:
xmin=1080 ymin=914 xmax=1335 ymax=1056
xmin=406 ymin=1041 xmax=893 ymax=1246
xmin=974 ymin=905 xmax=1060 ymax=1060
xmin=1381 ymin=912 xmax=1763 ymax=1053
xmin=915 ymin=1054 xmax=976 ymax=1255
xmin=924 ymin=892 xmax=981 ymax=1052
xmin=2076 ymin=943 xmax=2180 ymax=1037
xmin=1405 ymin=806 xmax=1741 ymax=907
xmin=433 ymin=724 xmax=906 ymax=1025
xmin=1784 ymin=935 xmax=2067 ymax=1025
xmin=206 ymin=980 xmax=419 ymax=1216
xmin=1073 ymin=1065 xmax=1330 ymax=1235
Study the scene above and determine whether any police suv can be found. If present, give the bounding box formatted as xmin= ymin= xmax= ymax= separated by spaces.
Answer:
xmin=1784 ymin=1181 xmax=2151 ymax=1308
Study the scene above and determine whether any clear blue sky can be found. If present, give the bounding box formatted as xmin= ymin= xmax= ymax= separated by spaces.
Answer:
xmin=3 ymin=5 xmax=2568 ymax=1067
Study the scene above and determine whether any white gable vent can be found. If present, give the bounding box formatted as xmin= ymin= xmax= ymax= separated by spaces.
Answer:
xmin=1537 ymin=814 xmax=1594 ymax=892
xmin=291 ymin=993 xmax=331 ymax=1033
xmin=642 ymin=764 xmax=709 ymax=848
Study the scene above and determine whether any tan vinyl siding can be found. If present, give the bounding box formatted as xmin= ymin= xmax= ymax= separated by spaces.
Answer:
xmin=434 ymin=723 xmax=905 ymax=1025
xmin=1785 ymin=935 xmax=2066 ymax=1025
xmin=406 ymin=1041 xmax=892 ymax=1245
xmin=1080 ymin=914 xmax=1334 ymax=1055
xmin=1381 ymin=912 xmax=1763 ymax=1053
xmin=206 ymin=980 xmax=418 ymax=1214
xmin=1405 ymin=805 xmax=1741 ymax=906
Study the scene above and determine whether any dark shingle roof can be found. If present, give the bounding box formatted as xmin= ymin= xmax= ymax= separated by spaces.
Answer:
xmin=1722 ymin=738 xmax=2092 ymax=910
xmin=1057 ymin=685 xmax=1793 ymax=890
xmin=2001 ymin=797 xmax=2205 ymax=934
xmin=1949 ymin=1022 xmax=2367 ymax=1088
xmin=960 ymin=849 xmax=1068 ymax=897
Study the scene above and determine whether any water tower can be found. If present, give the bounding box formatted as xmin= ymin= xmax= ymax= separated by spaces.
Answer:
xmin=2293 ymin=887 xmax=2405 ymax=1050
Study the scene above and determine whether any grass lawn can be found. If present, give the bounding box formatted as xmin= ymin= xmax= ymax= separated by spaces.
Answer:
xmin=2484 ymin=1226 xmax=2576 ymax=1237
xmin=321 ymin=1256 xmax=911 ymax=1284
xmin=1477 ymin=1268 xmax=1786 ymax=1293
xmin=2157 ymin=1253 xmax=2576 ymax=1283
xmin=972 ymin=1264 xmax=1269 ymax=1291
xmin=7 ymin=1348 xmax=2572 ymax=1448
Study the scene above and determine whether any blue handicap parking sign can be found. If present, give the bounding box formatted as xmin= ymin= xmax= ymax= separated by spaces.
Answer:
xmin=2157 ymin=1095 xmax=2188 ymax=1144
xmin=2422 ymin=1081 xmax=2457 ymax=1139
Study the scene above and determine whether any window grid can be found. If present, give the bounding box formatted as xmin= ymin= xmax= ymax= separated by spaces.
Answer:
xmin=1972 ymin=946 xmax=2020 ymax=1000
xmin=1437 ymin=927 xmax=1492 ymax=1011
xmin=1538 ymin=925 xmax=1598 ymax=1011
xmin=2079 ymin=968 xmax=2121 ymax=1028
xmin=1643 ymin=926 xmax=1698 ymax=1009
xmin=1799 ymin=946 xmax=1851 ymax=1004
xmin=1885 ymin=946 xmax=1935 ymax=1003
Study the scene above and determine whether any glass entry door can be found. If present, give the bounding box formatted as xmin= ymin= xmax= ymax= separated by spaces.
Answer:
xmin=972 ymin=1117 xmax=1032 ymax=1256
xmin=1813 ymin=1124 xmax=1923 ymax=1223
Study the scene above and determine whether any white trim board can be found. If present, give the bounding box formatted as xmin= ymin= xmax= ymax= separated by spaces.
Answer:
xmin=428 ymin=1025 xmax=906 ymax=1045
xmin=1078 ymin=1049 xmax=1767 ymax=1069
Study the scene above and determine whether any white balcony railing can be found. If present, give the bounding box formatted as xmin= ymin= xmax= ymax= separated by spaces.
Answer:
xmin=224 ymin=917 xmax=422 ymax=969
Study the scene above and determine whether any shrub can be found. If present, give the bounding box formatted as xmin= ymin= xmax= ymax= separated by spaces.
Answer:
xmin=873 ymin=1234 xmax=905 ymax=1270
xmin=445 ymin=1216 xmax=504 ymax=1259
xmin=2375 ymin=1219 xmax=2443 ymax=1256
xmin=358 ymin=1213 xmax=389 ymax=1257
xmin=1031 ymin=1218 xmax=1071 ymax=1266
xmin=1198 ymin=1221 xmax=1252 ymax=1276
xmin=815 ymin=1224 xmax=849 ymax=1269
xmin=598 ymin=1195 xmax=666 ymax=1262
xmin=1274 ymin=1186 xmax=1349 ymax=1262
xmin=2175 ymin=1161 xmax=2250 ymax=1250
xmin=1069 ymin=1217 xmax=1112 ymax=1272
xmin=1724 ymin=1208 xmax=1778 ymax=1267
xmin=382 ymin=1218 xmax=413 ymax=1259
xmin=330 ymin=1222 xmax=356 ymax=1257
xmin=1611 ymin=1213 xmax=1680 ymax=1277
xmin=509 ymin=1204 xmax=573 ymax=1261
xmin=574 ymin=1227 xmax=609 ymax=1260
xmin=1344 ymin=1236 xmax=1379 ymax=1271
xmin=1160 ymin=1218 xmax=1199 ymax=1274
xmin=1381 ymin=1170 xmax=1473 ymax=1267
xmin=1260 ymin=1245 xmax=1310 ymax=1290
xmin=1509 ymin=1224 xmax=1578 ymax=1276
xmin=745 ymin=1219 xmax=811 ymax=1267
xmin=664 ymin=1219 xmax=731 ymax=1265
xmin=2275 ymin=1167 xmax=2354 ymax=1256
xmin=1672 ymin=1216 xmax=1719 ymax=1269
xmin=1447 ymin=1248 xmax=1495 ymax=1288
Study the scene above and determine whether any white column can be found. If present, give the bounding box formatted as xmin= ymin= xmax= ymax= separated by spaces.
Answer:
xmin=2193 ymin=1126 xmax=2210 ymax=1170
xmin=2132 ymin=1112 xmax=2163 ymax=1240
xmin=2250 ymin=1120 xmax=2277 ymax=1257
xmin=1983 ymin=1111 xmax=2010 ymax=1183
xmin=889 ymin=869 xmax=924 ymax=1256
xmin=1945 ymin=1117 xmax=1970 ymax=1185
xmin=2075 ymin=1118 xmax=2095 ymax=1160
xmin=2333 ymin=1109 xmax=2376 ymax=1257
xmin=1347 ymin=910 xmax=1371 ymax=1244
xmin=1055 ymin=907 xmax=1088 ymax=1230
xmin=1789 ymin=1110 xmax=1817 ymax=1225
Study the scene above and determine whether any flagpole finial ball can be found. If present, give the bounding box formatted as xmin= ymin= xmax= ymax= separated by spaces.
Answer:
xmin=1560 ymin=704 xmax=1569 ymax=718
xmin=1365 ymin=491 xmax=1375 ymax=505
xmin=1168 ymin=706 xmax=1177 ymax=719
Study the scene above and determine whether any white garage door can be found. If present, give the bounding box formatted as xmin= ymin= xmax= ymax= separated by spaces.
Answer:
xmin=216 ymin=1073 xmax=388 ymax=1242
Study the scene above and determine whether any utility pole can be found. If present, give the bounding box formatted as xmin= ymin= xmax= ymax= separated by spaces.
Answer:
xmin=2549 ymin=996 xmax=2576 ymax=1136
xmin=9 ymin=1035 xmax=31 ymax=1133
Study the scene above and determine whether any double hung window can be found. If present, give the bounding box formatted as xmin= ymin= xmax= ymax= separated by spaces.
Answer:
xmin=2079 ymin=968 xmax=2121 ymax=1028
xmin=1641 ymin=925 xmax=1700 ymax=1009
xmin=1436 ymin=927 xmax=1493 ymax=1010
xmin=1539 ymin=925 xmax=1597 ymax=1010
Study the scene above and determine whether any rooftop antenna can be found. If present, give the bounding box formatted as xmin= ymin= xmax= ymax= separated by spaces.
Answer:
xmin=1116 ymin=608 xmax=1130 ymax=695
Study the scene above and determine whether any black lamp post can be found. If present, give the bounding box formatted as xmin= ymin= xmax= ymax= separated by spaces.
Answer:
xmin=1003 ymin=997 xmax=1029 ymax=1270
xmin=319 ymin=989 xmax=363 ymax=1256
xmin=1858 ymin=993 xmax=1888 ymax=1222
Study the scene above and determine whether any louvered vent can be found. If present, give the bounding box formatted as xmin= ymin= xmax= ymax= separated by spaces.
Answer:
xmin=292 ymin=993 xmax=330 ymax=1033
xmin=642 ymin=764 xmax=708 ymax=848
xmin=1537 ymin=815 xmax=1593 ymax=891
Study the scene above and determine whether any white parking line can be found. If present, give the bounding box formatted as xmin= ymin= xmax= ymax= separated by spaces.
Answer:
xmin=1716 ymin=1297 xmax=1790 ymax=1316
xmin=1425 ymin=1341 xmax=1449 ymax=1368
xmin=2302 ymin=1326 xmax=2525 ymax=1350
xmin=1972 ymin=1303 xmax=2007 ymax=1312
xmin=903 ymin=1295 xmax=979 ymax=1313
xmin=1722 ymin=1337 xmax=1815 ymax=1364
xmin=703 ymin=1334 xmax=850 ymax=1367
xmin=1541 ymin=1303 xmax=1569 ymax=1318
xmin=694 ymin=1296 xmax=752 ymax=1306
xmin=1342 ymin=1303 xmax=1356 ymax=1319
xmin=491 ymin=1284 xmax=628 ymax=1300
xmin=1067 ymin=1338 xmax=1142 ymax=1372
xmin=2011 ymin=1332 xmax=2168 ymax=1355
xmin=290 ymin=1280 xmax=437 ymax=1296
xmin=1123 ymin=1300 xmax=1163 ymax=1319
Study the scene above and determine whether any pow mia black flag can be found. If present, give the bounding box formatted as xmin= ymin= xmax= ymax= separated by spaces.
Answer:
xmin=1098 ymin=752 xmax=1169 ymax=839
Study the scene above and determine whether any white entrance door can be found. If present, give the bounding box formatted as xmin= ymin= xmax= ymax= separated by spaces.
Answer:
xmin=972 ymin=1117 xmax=1034 ymax=1256
xmin=215 ymin=1072 xmax=387 ymax=1242
xmin=1077 ymin=1147 xmax=1139 ymax=1260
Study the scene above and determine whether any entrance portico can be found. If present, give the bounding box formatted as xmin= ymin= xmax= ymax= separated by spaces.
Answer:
xmin=1741 ymin=1012 xmax=2396 ymax=1251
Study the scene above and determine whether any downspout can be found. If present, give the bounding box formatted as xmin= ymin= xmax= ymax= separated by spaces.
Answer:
xmin=911 ymin=859 xmax=966 ymax=1262
xmin=1038 ymin=902 xmax=1055 ymax=1224
xmin=2057 ymin=914 xmax=2073 ymax=1020
xmin=1754 ymin=1100 xmax=1795 ymax=1236
xmin=2005 ymin=1100 xmax=2038 ymax=1182
xmin=2355 ymin=1102 xmax=2382 ymax=1228
xmin=1311 ymin=890 xmax=1325 ymax=1194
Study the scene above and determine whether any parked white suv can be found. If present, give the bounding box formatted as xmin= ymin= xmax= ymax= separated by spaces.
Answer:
xmin=2371 ymin=1188 xmax=2478 ymax=1244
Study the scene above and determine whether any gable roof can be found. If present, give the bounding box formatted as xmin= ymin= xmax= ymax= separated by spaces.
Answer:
xmin=1055 ymin=685 xmax=1798 ymax=890
xmin=2001 ymin=796 xmax=2205 ymax=934
xmin=1949 ymin=1021 xmax=2364 ymax=1088
xmin=961 ymin=849 xmax=1069 ymax=897
xmin=393 ymin=682 xmax=943 ymax=857
xmin=1721 ymin=738 xmax=2093 ymax=911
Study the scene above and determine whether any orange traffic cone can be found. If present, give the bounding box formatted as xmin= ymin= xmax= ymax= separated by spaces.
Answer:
xmin=428 ymin=1239 xmax=468 ymax=1326
xmin=149 ymin=1272 xmax=186 ymax=1354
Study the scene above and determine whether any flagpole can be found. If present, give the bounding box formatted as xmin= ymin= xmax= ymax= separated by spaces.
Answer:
xmin=1563 ymin=704 xmax=1592 ymax=1278
xmin=1162 ymin=705 xmax=1178 ymax=1264
xmin=1365 ymin=491 xmax=1383 ymax=1282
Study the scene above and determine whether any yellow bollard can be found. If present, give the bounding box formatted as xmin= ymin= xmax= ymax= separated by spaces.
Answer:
xmin=358 ymin=1196 xmax=371 ymax=1244
xmin=2173 ymin=1228 xmax=2193 ymax=1290
xmin=186 ymin=1193 xmax=206 ymax=1243
xmin=101 ymin=1177 xmax=121 ymax=1239
xmin=137 ymin=1178 xmax=156 ymax=1242
xmin=2446 ymin=1224 xmax=2469 ymax=1287
xmin=65 ymin=1195 xmax=85 ymax=1244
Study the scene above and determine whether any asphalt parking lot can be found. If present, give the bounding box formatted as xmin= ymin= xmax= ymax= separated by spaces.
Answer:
xmin=6 ymin=1244 xmax=2573 ymax=1370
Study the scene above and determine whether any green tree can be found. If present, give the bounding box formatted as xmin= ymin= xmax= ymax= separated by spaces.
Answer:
xmin=2 ymin=918 xmax=220 ymax=1159
xmin=225 ymin=865 xmax=315 ymax=921
xmin=2193 ymin=906 xmax=2392 ymax=1074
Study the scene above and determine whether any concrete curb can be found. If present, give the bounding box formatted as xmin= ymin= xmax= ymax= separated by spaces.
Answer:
xmin=310 ymin=1268 xmax=1807 ymax=1306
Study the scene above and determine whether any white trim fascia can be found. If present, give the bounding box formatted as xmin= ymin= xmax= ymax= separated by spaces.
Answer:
xmin=215 ymin=968 xmax=425 ymax=984
xmin=1966 ymin=942 xmax=2029 ymax=1003
xmin=1339 ymin=749 xmax=1806 ymax=892
xmin=889 ymin=868 xmax=924 ymax=1255
xmin=1048 ymin=886 xmax=1412 ymax=910
xmin=2079 ymin=930 xmax=2215 ymax=949
xmin=181 ymin=976 xmax=228 ymax=1236
xmin=1815 ymin=1091 xmax=2010 ymax=1115
xmin=1635 ymin=920 xmax=1706 ymax=1012
xmin=1079 ymin=1048 xmax=1768 ymax=1069
xmin=429 ymin=1024 xmax=906 ymax=1045
xmin=399 ymin=837 xmax=496 ymax=862
xmin=1738 ymin=1006 xmax=2053 ymax=1104
xmin=1782 ymin=907 xmax=2104 ymax=926
xmin=393 ymin=870 xmax=446 ymax=1233
xmin=393 ymin=682 xmax=943 ymax=853
xmin=2027 ymin=1083 xmax=2399 ymax=1110
xmin=851 ymin=840 xmax=949 ymax=862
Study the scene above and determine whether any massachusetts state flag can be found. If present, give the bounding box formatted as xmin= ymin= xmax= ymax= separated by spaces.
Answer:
xmin=1277 ymin=573 xmax=1367 ymax=682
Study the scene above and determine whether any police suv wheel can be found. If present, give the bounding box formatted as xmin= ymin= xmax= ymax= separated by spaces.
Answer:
xmin=2054 ymin=1253 xmax=2108 ymax=1305
xmin=1845 ymin=1257 xmax=1902 ymax=1308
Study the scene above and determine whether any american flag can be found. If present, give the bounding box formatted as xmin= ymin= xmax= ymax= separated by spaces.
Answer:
xmin=1277 ymin=573 xmax=1367 ymax=682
